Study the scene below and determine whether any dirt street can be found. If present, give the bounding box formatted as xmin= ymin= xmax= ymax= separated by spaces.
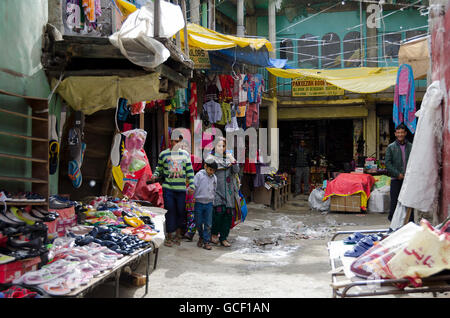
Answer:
xmin=86 ymin=194 xmax=403 ymax=298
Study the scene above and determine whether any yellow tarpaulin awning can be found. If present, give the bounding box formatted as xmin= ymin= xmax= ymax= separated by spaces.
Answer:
xmin=266 ymin=67 xmax=399 ymax=94
xmin=179 ymin=23 xmax=273 ymax=51
xmin=54 ymin=73 xmax=167 ymax=115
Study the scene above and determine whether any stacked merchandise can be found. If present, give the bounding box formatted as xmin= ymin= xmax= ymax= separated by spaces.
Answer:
xmin=1 ymin=192 xmax=162 ymax=296
xmin=63 ymin=0 xmax=104 ymax=36
xmin=264 ymin=173 xmax=289 ymax=190
xmin=0 ymin=198 xmax=53 ymax=284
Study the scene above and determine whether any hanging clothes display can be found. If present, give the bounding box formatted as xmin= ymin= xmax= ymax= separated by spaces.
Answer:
xmin=225 ymin=103 xmax=239 ymax=132
xmin=398 ymin=81 xmax=444 ymax=213
xmin=393 ymin=64 xmax=416 ymax=133
xmin=188 ymin=82 xmax=198 ymax=122
xmin=217 ymin=101 xmax=232 ymax=125
xmin=203 ymin=100 xmax=222 ymax=124
xmin=204 ymin=74 xmax=221 ymax=102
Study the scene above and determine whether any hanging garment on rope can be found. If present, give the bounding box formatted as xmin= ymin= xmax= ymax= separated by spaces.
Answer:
xmin=393 ymin=64 xmax=416 ymax=133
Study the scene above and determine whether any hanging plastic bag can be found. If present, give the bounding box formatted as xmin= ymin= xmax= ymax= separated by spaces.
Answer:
xmin=109 ymin=1 xmax=185 ymax=68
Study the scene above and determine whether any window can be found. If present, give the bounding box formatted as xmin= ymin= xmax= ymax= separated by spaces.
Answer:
xmin=343 ymin=31 xmax=361 ymax=68
xmin=321 ymin=32 xmax=341 ymax=69
xmin=297 ymin=34 xmax=319 ymax=68
xmin=280 ymin=39 xmax=293 ymax=61
xmin=405 ymin=30 xmax=427 ymax=43
xmin=383 ymin=32 xmax=402 ymax=59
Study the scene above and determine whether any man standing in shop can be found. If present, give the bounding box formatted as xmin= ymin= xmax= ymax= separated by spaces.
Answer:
xmin=385 ymin=123 xmax=413 ymax=222
xmin=292 ymin=139 xmax=311 ymax=197
xmin=150 ymin=134 xmax=195 ymax=247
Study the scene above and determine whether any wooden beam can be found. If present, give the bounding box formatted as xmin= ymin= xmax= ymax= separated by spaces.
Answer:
xmin=154 ymin=64 xmax=189 ymax=88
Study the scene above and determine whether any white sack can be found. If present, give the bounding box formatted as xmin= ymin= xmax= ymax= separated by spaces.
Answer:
xmin=398 ymin=81 xmax=444 ymax=212
xmin=390 ymin=201 xmax=410 ymax=231
xmin=367 ymin=186 xmax=390 ymax=213
xmin=109 ymin=2 xmax=185 ymax=69
xmin=308 ymin=188 xmax=330 ymax=212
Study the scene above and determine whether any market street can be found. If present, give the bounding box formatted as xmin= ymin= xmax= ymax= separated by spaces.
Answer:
xmin=87 ymin=195 xmax=393 ymax=298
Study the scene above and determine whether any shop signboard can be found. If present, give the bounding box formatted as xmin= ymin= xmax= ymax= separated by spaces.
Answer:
xmin=189 ymin=47 xmax=211 ymax=69
xmin=291 ymin=77 xmax=344 ymax=97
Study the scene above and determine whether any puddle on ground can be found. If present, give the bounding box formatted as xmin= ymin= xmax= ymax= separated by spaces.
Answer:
xmin=230 ymin=215 xmax=357 ymax=260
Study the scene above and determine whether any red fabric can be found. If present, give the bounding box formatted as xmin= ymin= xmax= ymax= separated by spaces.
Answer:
xmin=218 ymin=74 xmax=234 ymax=100
xmin=324 ymin=173 xmax=375 ymax=199
xmin=131 ymin=152 xmax=164 ymax=208
xmin=189 ymin=82 xmax=198 ymax=122
xmin=191 ymin=154 xmax=202 ymax=172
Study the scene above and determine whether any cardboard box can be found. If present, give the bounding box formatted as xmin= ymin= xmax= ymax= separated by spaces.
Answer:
xmin=0 ymin=256 xmax=41 ymax=284
xmin=330 ymin=193 xmax=361 ymax=213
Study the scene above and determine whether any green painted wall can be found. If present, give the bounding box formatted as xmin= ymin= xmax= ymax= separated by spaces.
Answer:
xmin=256 ymin=7 xmax=427 ymax=91
xmin=0 ymin=0 xmax=60 ymax=194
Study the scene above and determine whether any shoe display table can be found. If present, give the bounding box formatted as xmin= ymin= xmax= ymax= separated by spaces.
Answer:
xmin=58 ymin=244 xmax=157 ymax=298
xmin=328 ymin=229 xmax=450 ymax=298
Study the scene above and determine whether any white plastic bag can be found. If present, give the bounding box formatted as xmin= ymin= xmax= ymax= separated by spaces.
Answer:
xmin=308 ymin=188 xmax=330 ymax=212
xmin=367 ymin=185 xmax=390 ymax=213
xmin=109 ymin=2 xmax=185 ymax=69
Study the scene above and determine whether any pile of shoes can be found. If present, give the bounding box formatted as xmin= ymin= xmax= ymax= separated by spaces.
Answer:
xmin=0 ymin=284 xmax=44 ymax=298
xmin=12 ymin=236 xmax=123 ymax=296
xmin=343 ymin=232 xmax=386 ymax=258
xmin=1 ymin=190 xmax=46 ymax=203
xmin=0 ymin=205 xmax=51 ymax=264
xmin=70 ymin=225 xmax=151 ymax=255
xmin=49 ymin=195 xmax=77 ymax=210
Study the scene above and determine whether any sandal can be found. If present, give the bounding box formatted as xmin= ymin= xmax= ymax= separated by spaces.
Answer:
xmin=344 ymin=237 xmax=374 ymax=258
xmin=203 ymin=242 xmax=212 ymax=250
xmin=343 ymin=232 xmax=365 ymax=244
xmin=211 ymin=235 xmax=219 ymax=244
xmin=197 ymin=238 xmax=203 ymax=248
xmin=220 ymin=240 xmax=231 ymax=247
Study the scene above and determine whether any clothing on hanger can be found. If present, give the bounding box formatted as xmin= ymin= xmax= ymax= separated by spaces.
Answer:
xmin=203 ymin=100 xmax=222 ymax=124
xmin=393 ymin=64 xmax=416 ymax=134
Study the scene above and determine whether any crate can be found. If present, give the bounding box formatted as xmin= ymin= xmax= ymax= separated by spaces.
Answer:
xmin=330 ymin=193 xmax=362 ymax=213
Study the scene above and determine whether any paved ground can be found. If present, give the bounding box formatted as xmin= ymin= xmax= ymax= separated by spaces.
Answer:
xmin=86 ymin=194 xmax=449 ymax=299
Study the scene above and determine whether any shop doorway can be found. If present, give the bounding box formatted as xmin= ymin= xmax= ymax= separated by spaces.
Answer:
xmin=279 ymin=119 xmax=354 ymax=173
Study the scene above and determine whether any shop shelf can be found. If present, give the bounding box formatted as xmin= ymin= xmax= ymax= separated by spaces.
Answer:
xmin=0 ymin=107 xmax=48 ymax=122
xmin=0 ymin=176 xmax=48 ymax=184
xmin=0 ymin=152 xmax=47 ymax=163
xmin=0 ymin=130 xmax=47 ymax=142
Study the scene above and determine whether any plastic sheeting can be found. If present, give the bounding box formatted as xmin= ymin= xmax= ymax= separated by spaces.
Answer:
xmin=398 ymin=36 xmax=430 ymax=80
xmin=398 ymin=81 xmax=444 ymax=213
xmin=179 ymin=23 xmax=273 ymax=51
xmin=54 ymin=73 xmax=166 ymax=115
xmin=109 ymin=1 xmax=185 ymax=69
xmin=266 ymin=67 xmax=399 ymax=94
xmin=308 ymin=188 xmax=330 ymax=212
xmin=367 ymin=185 xmax=390 ymax=213
xmin=208 ymin=47 xmax=288 ymax=69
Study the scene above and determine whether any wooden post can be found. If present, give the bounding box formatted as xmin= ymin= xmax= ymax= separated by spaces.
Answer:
xmin=181 ymin=0 xmax=190 ymax=58
xmin=154 ymin=0 xmax=160 ymax=38
xmin=164 ymin=110 xmax=169 ymax=148
xmin=174 ymin=0 xmax=182 ymax=48
xmin=140 ymin=112 xmax=145 ymax=130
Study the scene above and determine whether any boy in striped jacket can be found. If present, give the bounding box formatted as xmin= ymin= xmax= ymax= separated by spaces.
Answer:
xmin=150 ymin=134 xmax=195 ymax=247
